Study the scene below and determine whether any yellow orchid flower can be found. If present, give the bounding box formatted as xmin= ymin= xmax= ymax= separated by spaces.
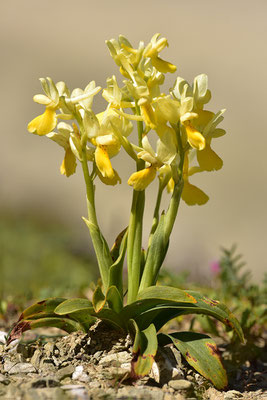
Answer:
xmin=28 ymin=107 xmax=57 ymax=136
xmin=182 ymin=152 xmax=209 ymax=205
xmin=167 ymin=151 xmax=209 ymax=206
xmin=128 ymin=130 xmax=178 ymax=191
xmin=180 ymin=112 xmax=206 ymax=151
xmin=84 ymin=108 xmax=132 ymax=185
xmin=143 ymin=33 xmax=177 ymax=74
xmin=46 ymin=122 xmax=81 ymax=177
xmin=60 ymin=147 xmax=77 ymax=177
xmin=28 ymin=77 xmax=61 ymax=136
xmin=128 ymin=166 xmax=157 ymax=191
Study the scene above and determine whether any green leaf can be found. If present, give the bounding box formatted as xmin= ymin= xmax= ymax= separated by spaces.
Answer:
xmin=110 ymin=227 xmax=127 ymax=262
xmin=106 ymin=286 xmax=123 ymax=313
xmin=130 ymin=320 xmax=158 ymax=378
xmin=66 ymin=311 xmax=96 ymax=331
xmin=19 ymin=298 xmax=67 ymax=320
xmin=158 ymin=332 xmax=228 ymax=390
xmin=187 ymin=291 xmax=244 ymax=342
xmin=120 ymin=287 xmax=197 ymax=327
xmin=137 ymin=286 xmax=198 ymax=303
xmin=92 ymin=286 xmax=106 ymax=312
xmin=139 ymin=214 xmax=169 ymax=290
xmin=82 ymin=217 xmax=113 ymax=292
xmin=8 ymin=317 xmax=86 ymax=344
xmin=136 ymin=307 xmax=185 ymax=331
xmin=55 ymin=298 xmax=125 ymax=330
xmin=54 ymin=298 xmax=92 ymax=314
xmin=135 ymin=286 xmax=244 ymax=342
xmin=108 ymin=228 xmax=128 ymax=297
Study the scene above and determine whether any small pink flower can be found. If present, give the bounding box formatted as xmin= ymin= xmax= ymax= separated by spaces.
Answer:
xmin=210 ymin=261 xmax=220 ymax=274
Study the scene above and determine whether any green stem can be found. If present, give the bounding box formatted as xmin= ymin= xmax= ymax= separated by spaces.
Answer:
xmin=164 ymin=122 xmax=185 ymax=239
xmin=148 ymin=181 xmax=164 ymax=248
xmin=127 ymin=104 xmax=145 ymax=304
xmin=139 ymin=124 xmax=185 ymax=291
xmin=81 ymin=150 xmax=112 ymax=292
xmin=127 ymin=189 xmax=145 ymax=303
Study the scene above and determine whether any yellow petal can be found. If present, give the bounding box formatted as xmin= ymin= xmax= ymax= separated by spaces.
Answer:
xmin=185 ymin=125 xmax=206 ymax=150
xmin=28 ymin=108 xmax=57 ymax=136
xmin=197 ymin=144 xmax=223 ymax=171
xmin=151 ymin=56 xmax=177 ymax=73
xmin=128 ymin=166 xmax=157 ymax=191
xmin=95 ymin=145 xmax=115 ymax=179
xmin=140 ymin=102 xmax=156 ymax=130
xmin=98 ymin=168 xmax=121 ymax=186
xmin=60 ymin=147 xmax=77 ymax=177
xmin=182 ymin=181 xmax=209 ymax=206
xmin=167 ymin=177 xmax=175 ymax=193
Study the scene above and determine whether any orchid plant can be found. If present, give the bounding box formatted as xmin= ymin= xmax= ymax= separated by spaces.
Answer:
xmin=9 ymin=34 xmax=244 ymax=389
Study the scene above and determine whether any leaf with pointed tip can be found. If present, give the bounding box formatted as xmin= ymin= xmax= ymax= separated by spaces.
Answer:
xmin=130 ymin=320 xmax=158 ymax=378
xmin=108 ymin=228 xmax=128 ymax=297
xmin=92 ymin=286 xmax=106 ymax=312
xmin=110 ymin=228 xmax=127 ymax=262
xmin=158 ymin=332 xmax=228 ymax=390
xmin=54 ymin=298 xmax=92 ymax=314
xmin=137 ymin=286 xmax=198 ymax=303
xmin=106 ymin=286 xmax=123 ymax=313
xmin=7 ymin=317 xmax=86 ymax=345
xmin=55 ymin=298 xmax=125 ymax=330
xmin=19 ymin=298 xmax=67 ymax=320
xmin=121 ymin=286 xmax=244 ymax=343
xmin=120 ymin=286 xmax=197 ymax=323
xmin=187 ymin=291 xmax=244 ymax=342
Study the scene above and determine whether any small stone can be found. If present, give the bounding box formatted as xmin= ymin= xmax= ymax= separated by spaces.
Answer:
xmin=89 ymin=380 xmax=101 ymax=389
xmin=39 ymin=358 xmax=57 ymax=373
xmin=72 ymin=366 xmax=90 ymax=383
xmin=186 ymin=375 xmax=194 ymax=381
xmin=56 ymin=364 xmax=75 ymax=381
xmin=0 ymin=373 xmax=9 ymax=385
xmin=17 ymin=343 xmax=35 ymax=359
xmin=224 ymin=390 xmax=243 ymax=399
xmin=99 ymin=351 xmax=131 ymax=366
xmin=44 ymin=342 xmax=54 ymax=357
xmin=173 ymin=395 xmax=186 ymax=400
xmin=8 ymin=362 xmax=36 ymax=374
xmin=30 ymin=349 xmax=42 ymax=369
xmin=0 ymin=331 xmax=7 ymax=344
xmin=169 ymin=379 xmax=193 ymax=390
xmin=205 ymin=388 xmax=226 ymax=400
xmin=92 ymin=350 xmax=103 ymax=360
xmin=3 ymin=360 xmax=16 ymax=372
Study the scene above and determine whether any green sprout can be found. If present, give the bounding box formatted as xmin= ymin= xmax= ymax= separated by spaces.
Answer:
xmin=9 ymin=34 xmax=244 ymax=390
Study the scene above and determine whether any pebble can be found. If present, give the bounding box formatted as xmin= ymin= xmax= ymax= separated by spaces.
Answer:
xmin=98 ymin=350 xmax=131 ymax=366
xmin=44 ymin=342 xmax=55 ymax=357
xmin=168 ymin=379 xmax=193 ymax=390
xmin=0 ymin=331 xmax=7 ymax=344
xmin=30 ymin=349 xmax=42 ymax=368
xmin=72 ymin=365 xmax=90 ymax=383
xmin=224 ymin=390 xmax=243 ymax=399
xmin=6 ymin=362 xmax=36 ymax=374
xmin=0 ymin=373 xmax=10 ymax=385
xmin=56 ymin=364 xmax=75 ymax=380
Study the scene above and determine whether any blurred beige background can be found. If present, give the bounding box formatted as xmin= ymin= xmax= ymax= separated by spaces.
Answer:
xmin=1 ymin=0 xmax=266 ymax=281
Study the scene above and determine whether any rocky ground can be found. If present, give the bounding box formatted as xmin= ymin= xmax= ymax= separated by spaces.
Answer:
xmin=0 ymin=322 xmax=266 ymax=400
